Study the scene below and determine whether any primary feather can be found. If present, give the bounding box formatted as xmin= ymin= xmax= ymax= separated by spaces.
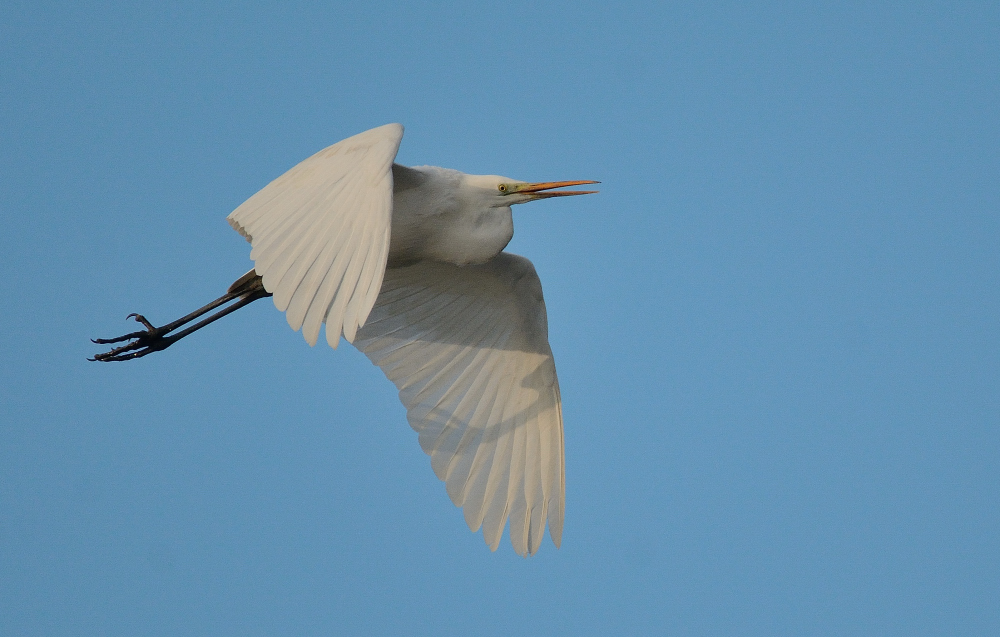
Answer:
xmin=354 ymin=255 xmax=564 ymax=557
xmin=225 ymin=123 xmax=574 ymax=555
xmin=227 ymin=123 xmax=402 ymax=348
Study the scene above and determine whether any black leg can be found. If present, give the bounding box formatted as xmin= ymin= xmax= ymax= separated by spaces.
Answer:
xmin=90 ymin=273 xmax=271 ymax=362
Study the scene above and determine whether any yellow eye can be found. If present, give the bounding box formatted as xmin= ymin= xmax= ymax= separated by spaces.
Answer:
xmin=498 ymin=184 xmax=507 ymax=193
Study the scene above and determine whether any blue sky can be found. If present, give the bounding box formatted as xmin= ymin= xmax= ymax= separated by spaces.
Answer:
xmin=2 ymin=2 xmax=998 ymax=634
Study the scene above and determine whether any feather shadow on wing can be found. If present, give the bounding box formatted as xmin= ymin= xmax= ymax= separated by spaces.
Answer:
xmin=354 ymin=254 xmax=564 ymax=557
xmin=92 ymin=123 xmax=595 ymax=556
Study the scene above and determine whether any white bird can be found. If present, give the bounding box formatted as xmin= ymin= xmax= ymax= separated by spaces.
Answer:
xmin=92 ymin=124 xmax=597 ymax=556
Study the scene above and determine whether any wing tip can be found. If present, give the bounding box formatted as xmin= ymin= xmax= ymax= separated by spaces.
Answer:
xmin=382 ymin=122 xmax=404 ymax=136
xmin=227 ymin=217 xmax=253 ymax=243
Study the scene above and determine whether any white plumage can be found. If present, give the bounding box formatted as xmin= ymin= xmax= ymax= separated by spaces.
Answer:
xmin=354 ymin=254 xmax=564 ymax=555
xmin=94 ymin=124 xmax=596 ymax=557
xmin=228 ymin=124 xmax=402 ymax=348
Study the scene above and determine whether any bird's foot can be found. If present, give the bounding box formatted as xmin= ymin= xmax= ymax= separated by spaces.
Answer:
xmin=90 ymin=314 xmax=177 ymax=361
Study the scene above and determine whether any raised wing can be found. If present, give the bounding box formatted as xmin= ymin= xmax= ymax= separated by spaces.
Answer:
xmin=228 ymin=123 xmax=403 ymax=348
xmin=354 ymin=253 xmax=565 ymax=556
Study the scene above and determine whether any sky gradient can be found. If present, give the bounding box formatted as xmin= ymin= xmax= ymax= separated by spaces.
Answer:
xmin=3 ymin=2 xmax=999 ymax=635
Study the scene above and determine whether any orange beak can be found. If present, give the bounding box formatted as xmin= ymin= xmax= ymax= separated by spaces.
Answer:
xmin=517 ymin=180 xmax=600 ymax=199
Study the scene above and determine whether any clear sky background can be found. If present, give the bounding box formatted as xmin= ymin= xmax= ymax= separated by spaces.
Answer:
xmin=2 ymin=2 xmax=998 ymax=635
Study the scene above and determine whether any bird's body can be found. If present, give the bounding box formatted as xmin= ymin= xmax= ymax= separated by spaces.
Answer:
xmin=93 ymin=124 xmax=596 ymax=556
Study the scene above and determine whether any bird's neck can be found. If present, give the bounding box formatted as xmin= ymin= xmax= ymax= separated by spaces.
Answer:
xmin=388 ymin=165 xmax=514 ymax=267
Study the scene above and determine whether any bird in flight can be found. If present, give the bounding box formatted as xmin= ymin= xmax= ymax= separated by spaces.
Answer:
xmin=92 ymin=124 xmax=597 ymax=556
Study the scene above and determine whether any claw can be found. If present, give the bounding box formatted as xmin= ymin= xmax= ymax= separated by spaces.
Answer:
xmin=90 ymin=313 xmax=174 ymax=361
xmin=92 ymin=315 xmax=157 ymax=345
xmin=90 ymin=275 xmax=271 ymax=363
xmin=127 ymin=313 xmax=156 ymax=331
xmin=92 ymin=331 xmax=151 ymax=345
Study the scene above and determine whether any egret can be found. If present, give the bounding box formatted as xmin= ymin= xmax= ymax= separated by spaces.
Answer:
xmin=92 ymin=124 xmax=597 ymax=556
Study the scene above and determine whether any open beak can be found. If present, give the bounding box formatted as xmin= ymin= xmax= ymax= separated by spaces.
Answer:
xmin=516 ymin=180 xmax=600 ymax=199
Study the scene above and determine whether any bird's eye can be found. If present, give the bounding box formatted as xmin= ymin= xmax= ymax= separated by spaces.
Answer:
xmin=498 ymin=184 xmax=507 ymax=193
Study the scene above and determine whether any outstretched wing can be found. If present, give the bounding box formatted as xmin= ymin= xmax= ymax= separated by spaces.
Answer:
xmin=227 ymin=123 xmax=403 ymax=348
xmin=353 ymin=253 xmax=565 ymax=557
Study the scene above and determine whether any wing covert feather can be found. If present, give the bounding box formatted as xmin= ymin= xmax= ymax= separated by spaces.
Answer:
xmin=227 ymin=123 xmax=403 ymax=348
xmin=354 ymin=253 xmax=565 ymax=557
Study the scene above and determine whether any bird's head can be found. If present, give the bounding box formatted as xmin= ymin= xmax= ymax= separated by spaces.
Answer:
xmin=463 ymin=174 xmax=600 ymax=207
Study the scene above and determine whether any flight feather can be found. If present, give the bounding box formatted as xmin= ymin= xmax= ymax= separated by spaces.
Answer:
xmin=354 ymin=253 xmax=565 ymax=556
xmin=227 ymin=123 xmax=404 ymax=347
